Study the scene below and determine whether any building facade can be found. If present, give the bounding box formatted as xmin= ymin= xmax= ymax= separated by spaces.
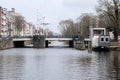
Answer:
xmin=22 ymin=23 xmax=34 ymax=36
xmin=0 ymin=7 xmax=15 ymax=38
xmin=0 ymin=7 xmax=8 ymax=37
xmin=0 ymin=6 xmax=35 ymax=38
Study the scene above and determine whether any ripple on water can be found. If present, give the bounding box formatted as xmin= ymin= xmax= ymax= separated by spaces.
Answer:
xmin=0 ymin=47 xmax=119 ymax=80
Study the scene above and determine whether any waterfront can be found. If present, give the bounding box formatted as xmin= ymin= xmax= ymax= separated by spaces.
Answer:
xmin=0 ymin=41 xmax=119 ymax=80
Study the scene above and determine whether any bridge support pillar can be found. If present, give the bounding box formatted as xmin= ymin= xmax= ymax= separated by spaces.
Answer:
xmin=45 ymin=40 xmax=48 ymax=48
xmin=69 ymin=40 xmax=74 ymax=48
xmin=33 ymin=35 xmax=45 ymax=48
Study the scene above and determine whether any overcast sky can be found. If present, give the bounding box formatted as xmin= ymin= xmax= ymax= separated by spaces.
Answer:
xmin=0 ymin=0 xmax=98 ymax=34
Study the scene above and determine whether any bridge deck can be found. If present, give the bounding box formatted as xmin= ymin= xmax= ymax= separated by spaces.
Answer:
xmin=13 ymin=37 xmax=73 ymax=41
xmin=45 ymin=38 xmax=73 ymax=41
xmin=13 ymin=38 xmax=31 ymax=41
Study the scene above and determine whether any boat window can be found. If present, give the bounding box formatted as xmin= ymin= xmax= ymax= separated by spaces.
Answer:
xmin=106 ymin=38 xmax=109 ymax=42
xmin=93 ymin=30 xmax=104 ymax=35
xmin=101 ymin=38 xmax=104 ymax=42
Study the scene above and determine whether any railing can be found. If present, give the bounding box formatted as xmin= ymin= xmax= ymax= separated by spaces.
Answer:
xmin=12 ymin=36 xmax=33 ymax=38
xmin=109 ymin=42 xmax=120 ymax=46
xmin=46 ymin=36 xmax=73 ymax=38
xmin=12 ymin=35 xmax=73 ymax=39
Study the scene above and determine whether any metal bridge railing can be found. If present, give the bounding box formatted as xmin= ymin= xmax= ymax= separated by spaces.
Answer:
xmin=46 ymin=36 xmax=73 ymax=38
xmin=12 ymin=36 xmax=33 ymax=39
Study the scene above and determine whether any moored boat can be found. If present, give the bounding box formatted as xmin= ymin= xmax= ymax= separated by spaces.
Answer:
xmin=91 ymin=28 xmax=110 ymax=51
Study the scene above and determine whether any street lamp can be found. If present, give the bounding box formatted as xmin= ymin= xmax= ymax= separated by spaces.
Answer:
xmin=8 ymin=21 xmax=12 ymax=37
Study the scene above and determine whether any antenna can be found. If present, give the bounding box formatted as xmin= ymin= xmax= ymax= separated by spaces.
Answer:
xmin=36 ymin=9 xmax=41 ymax=35
xmin=37 ymin=9 xmax=39 ymax=28
xmin=40 ymin=16 xmax=50 ymax=36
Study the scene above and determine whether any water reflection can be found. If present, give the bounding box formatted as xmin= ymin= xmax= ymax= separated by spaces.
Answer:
xmin=0 ymin=51 xmax=25 ymax=80
xmin=0 ymin=46 xmax=119 ymax=80
xmin=92 ymin=51 xmax=120 ymax=80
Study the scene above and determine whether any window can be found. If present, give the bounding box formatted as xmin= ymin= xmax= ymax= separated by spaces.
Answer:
xmin=106 ymin=38 xmax=109 ymax=42
xmin=93 ymin=30 xmax=104 ymax=35
xmin=101 ymin=38 xmax=104 ymax=42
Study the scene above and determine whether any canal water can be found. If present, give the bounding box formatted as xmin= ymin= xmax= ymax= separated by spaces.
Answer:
xmin=0 ymin=41 xmax=119 ymax=80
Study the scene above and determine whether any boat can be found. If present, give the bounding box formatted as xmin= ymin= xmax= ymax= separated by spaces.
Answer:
xmin=91 ymin=28 xmax=110 ymax=51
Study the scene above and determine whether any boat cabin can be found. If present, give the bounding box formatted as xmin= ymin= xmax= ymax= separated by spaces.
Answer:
xmin=91 ymin=28 xmax=106 ymax=36
xmin=91 ymin=28 xmax=110 ymax=50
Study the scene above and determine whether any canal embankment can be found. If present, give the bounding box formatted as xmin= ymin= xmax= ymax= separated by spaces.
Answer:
xmin=74 ymin=40 xmax=85 ymax=50
xmin=0 ymin=37 xmax=13 ymax=50
xmin=109 ymin=42 xmax=120 ymax=50
xmin=0 ymin=37 xmax=14 ymax=50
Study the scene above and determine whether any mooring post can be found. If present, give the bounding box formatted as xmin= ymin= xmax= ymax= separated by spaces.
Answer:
xmin=88 ymin=41 xmax=92 ymax=53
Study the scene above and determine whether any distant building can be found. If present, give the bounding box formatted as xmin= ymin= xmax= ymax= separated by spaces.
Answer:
xmin=7 ymin=8 xmax=16 ymax=37
xmin=23 ymin=23 xmax=34 ymax=36
xmin=0 ymin=7 xmax=8 ymax=37
xmin=0 ymin=7 xmax=15 ymax=37
xmin=0 ymin=6 xmax=35 ymax=37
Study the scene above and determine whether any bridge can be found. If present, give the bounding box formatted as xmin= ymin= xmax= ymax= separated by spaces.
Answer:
xmin=12 ymin=36 xmax=74 ymax=48
xmin=12 ymin=36 xmax=32 ymax=47
xmin=45 ymin=36 xmax=73 ymax=41
xmin=12 ymin=36 xmax=73 ymax=41
xmin=45 ymin=36 xmax=73 ymax=47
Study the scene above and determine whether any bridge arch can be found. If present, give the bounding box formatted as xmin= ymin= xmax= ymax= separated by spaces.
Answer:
xmin=13 ymin=41 xmax=25 ymax=47
xmin=45 ymin=40 xmax=74 ymax=48
xmin=12 ymin=35 xmax=74 ymax=48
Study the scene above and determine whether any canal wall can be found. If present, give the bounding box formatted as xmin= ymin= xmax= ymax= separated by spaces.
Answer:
xmin=24 ymin=40 xmax=32 ymax=46
xmin=75 ymin=40 xmax=85 ymax=50
xmin=0 ymin=37 xmax=13 ymax=50
xmin=109 ymin=42 xmax=120 ymax=50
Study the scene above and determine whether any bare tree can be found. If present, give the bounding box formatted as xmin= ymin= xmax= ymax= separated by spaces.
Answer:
xmin=15 ymin=14 xmax=26 ymax=35
xmin=43 ymin=28 xmax=53 ymax=36
xmin=96 ymin=0 xmax=120 ymax=40
xmin=77 ymin=13 xmax=97 ymax=38
xmin=58 ymin=19 xmax=78 ymax=37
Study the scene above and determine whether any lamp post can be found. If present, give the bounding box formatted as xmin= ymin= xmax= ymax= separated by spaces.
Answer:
xmin=8 ymin=21 xmax=12 ymax=37
xmin=40 ymin=16 xmax=50 ymax=37
xmin=41 ymin=16 xmax=45 ymax=35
